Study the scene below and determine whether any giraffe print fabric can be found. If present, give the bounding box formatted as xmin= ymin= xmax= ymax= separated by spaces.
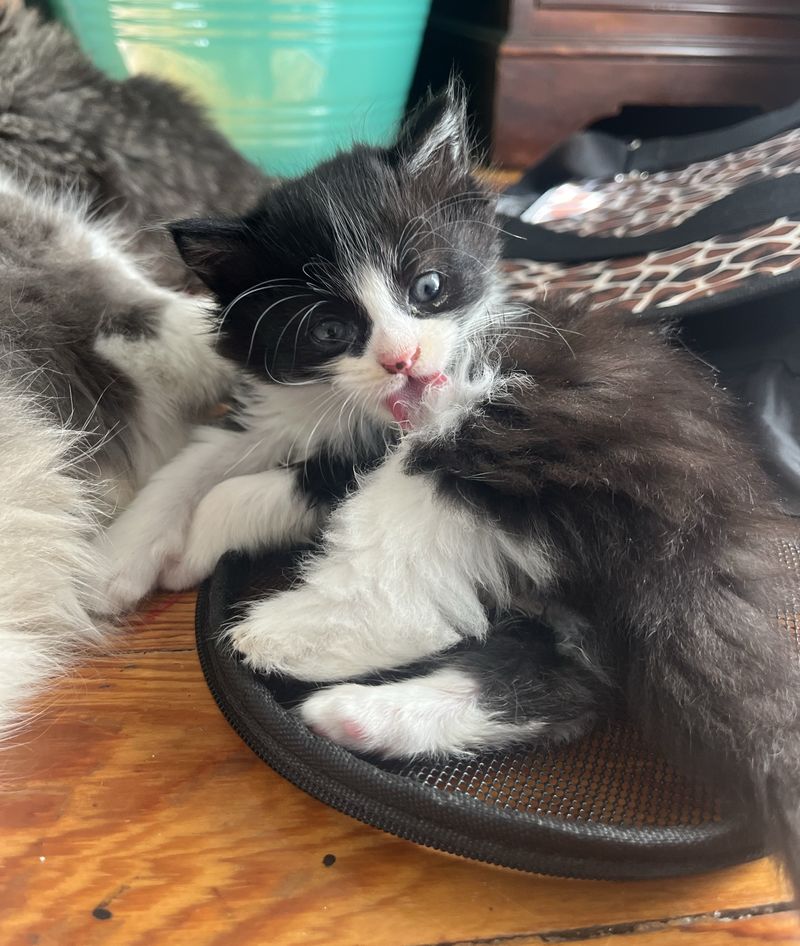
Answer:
xmin=504 ymin=128 xmax=800 ymax=316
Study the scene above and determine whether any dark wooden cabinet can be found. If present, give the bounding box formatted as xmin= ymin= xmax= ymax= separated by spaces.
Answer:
xmin=413 ymin=0 xmax=800 ymax=166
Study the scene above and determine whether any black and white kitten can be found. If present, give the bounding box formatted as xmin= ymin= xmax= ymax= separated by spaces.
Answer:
xmin=100 ymin=87 xmax=800 ymax=889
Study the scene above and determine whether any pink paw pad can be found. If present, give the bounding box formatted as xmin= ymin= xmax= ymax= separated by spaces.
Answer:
xmin=340 ymin=719 xmax=368 ymax=744
xmin=308 ymin=716 xmax=369 ymax=748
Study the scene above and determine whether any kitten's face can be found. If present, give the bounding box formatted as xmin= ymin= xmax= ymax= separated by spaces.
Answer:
xmin=171 ymin=88 xmax=500 ymax=429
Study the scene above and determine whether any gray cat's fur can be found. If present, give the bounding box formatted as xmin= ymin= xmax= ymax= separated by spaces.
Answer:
xmin=0 ymin=4 xmax=267 ymax=287
xmin=0 ymin=6 xmax=266 ymax=731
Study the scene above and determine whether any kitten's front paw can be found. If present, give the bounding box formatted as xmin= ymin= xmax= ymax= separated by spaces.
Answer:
xmin=158 ymin=548 xmax=215 ymax=593
xmin=94 ymin=529 xmax=184 ymax=615
xmin=98 ymin=570 xmax=154 ymax=616
xmin=158 ymin=476 xmax=256 ymax=592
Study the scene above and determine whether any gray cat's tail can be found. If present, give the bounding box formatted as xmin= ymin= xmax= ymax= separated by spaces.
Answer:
xmin=0 ymin=377 xmax=108 ymax=736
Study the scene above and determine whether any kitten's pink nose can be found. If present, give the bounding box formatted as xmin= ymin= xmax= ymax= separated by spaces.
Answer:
xmin=380 ymin=346 xmax=421 ymax=375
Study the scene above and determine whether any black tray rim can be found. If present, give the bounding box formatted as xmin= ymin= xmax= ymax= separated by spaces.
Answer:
xmin=195 ymin=552 xmax=766 ymax=881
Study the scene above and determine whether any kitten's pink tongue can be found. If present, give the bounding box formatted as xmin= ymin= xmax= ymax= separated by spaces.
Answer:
xmin=385 ymin=373 xmax=448 ymax=429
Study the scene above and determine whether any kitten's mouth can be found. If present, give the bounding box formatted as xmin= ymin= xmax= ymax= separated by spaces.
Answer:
xmin=384 ymin=373 xmax=448 ymax=429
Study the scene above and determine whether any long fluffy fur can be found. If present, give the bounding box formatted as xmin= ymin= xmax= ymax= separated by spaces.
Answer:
xmin=412 ymin=301 xmax=800 ymax=868
xmin=0 ymin=7 xmax=266 ymax=731
xmin=69 ymin=69 xmax=798 ymax=890
xmin=0 ymin=375 xmax=105 ymax=735
xmin=277 ymin=300 xmax=800 ymax=892
xmin=0 ymin=183 xmax=235 ymax=733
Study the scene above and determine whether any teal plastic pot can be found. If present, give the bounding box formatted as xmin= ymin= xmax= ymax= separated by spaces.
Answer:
xmin=48 ymin=0 xmax=432 ymax=175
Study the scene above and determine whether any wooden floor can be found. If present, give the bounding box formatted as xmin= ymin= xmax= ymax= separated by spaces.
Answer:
xmin=1 ymin=592 xmax=797 ymax=946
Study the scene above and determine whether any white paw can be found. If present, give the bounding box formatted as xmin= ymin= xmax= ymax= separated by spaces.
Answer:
xmin=227 ymin=586 xmax=389 ymax=682
xmin=227 ymin=595 xmax=335 ymax=681
xmin=297 ymin=670 xmax=491 ymax=759
xmin=158 ymin=544 xmax=217 ymax=592
xmin=98 ymin=569 xmax=155 ymax=616
xmin=94 ymin=529 xmax=184 ymax=614
xmin=158 ymin=476 xmax=265 ymax=592
xmin=153 ymin=486 xmax=230 ymax=592
xmin=299 ymin=685 xmax=388 ymax=753
xmin=228 ymin=577 xmax=464 ymax=682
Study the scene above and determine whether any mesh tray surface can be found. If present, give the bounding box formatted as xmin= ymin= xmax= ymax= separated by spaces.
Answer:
xmin=195 ymin=543 xmax=800 ymax=879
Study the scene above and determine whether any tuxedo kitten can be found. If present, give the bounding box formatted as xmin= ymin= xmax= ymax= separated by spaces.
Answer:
xmin=229 ymin=298 xmax=800 ymax=895
xmin=0 ymin=5 xmax=268 ymax=731
xmin=98 ymin=78 xmax=800 ymax=889
xmin=95 ymin=72 xmax=800 ymax=889
xmin=99 ymin=84 xmax=503 ymax=610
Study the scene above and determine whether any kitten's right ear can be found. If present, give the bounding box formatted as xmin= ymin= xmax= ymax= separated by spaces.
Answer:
xmin=169 ymin=218 xmax=257 ymax=299
xmin=394 ymin=81 xmax=471 ymax=177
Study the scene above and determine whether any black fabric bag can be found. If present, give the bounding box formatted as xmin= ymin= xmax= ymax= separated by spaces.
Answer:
xmin=502 ymin=98 xmax=800 ymax=215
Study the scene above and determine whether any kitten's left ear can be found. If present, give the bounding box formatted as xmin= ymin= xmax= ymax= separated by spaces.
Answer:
xmin=394 ymin=80 xmax=471 ymax=177
xmin=170 ymin=217 xmax=258 ymax=300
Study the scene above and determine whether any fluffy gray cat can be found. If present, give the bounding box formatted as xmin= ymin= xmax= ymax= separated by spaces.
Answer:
xmin=0 ymin=6 xmax=267 ymax=731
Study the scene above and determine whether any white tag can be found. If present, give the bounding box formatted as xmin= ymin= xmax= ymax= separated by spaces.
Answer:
xmin=520 ymin=182 xmax=605 ymax=224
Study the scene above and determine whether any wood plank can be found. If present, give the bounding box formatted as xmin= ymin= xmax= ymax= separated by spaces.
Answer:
xmin=0 ymin=594 xmax=796 ymax=946
xmin=537 ymin=1 xmax=800 ymax=16
xmin=503 ymin=909 xmax=800 ymax=945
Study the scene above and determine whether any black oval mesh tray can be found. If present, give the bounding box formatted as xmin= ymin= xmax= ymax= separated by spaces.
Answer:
xmin=193 ymin=546 xmax=800 ymax=880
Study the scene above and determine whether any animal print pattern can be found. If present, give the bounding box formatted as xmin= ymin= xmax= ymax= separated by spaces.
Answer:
xmin=541 ymin=128 xmax=800 ymax=238
xmin=504 ymin=217 xmax=800 ymax=315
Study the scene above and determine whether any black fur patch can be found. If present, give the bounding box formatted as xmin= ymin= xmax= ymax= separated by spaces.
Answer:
xmin=391 ymin=613 xmax=611 ymax=735
xmin=291 ymin=441 xmax=392 ymax=508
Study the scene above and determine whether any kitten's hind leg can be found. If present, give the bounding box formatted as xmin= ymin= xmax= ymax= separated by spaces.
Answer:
xmin=298 ymin=614 xmax=609 ymax=759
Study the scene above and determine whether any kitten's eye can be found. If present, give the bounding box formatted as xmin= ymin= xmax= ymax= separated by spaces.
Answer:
xmin=309 ymin=317 xmax=356 ymax=348
xmin=410 ymin=271 xmax=443 ymax=304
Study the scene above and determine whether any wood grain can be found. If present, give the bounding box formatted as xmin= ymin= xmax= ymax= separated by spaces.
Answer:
xmin=510 ymin=910 xmax=800 ymax=945
xmin=0 ymin=593 xmax=797 ymax=946
xmin=536 ymin=1 xmax=800 ymax=21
